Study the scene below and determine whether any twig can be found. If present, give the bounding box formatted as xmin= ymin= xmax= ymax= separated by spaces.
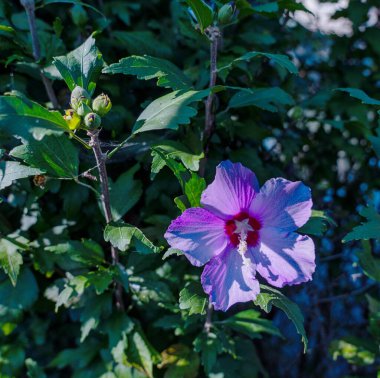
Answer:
xmin=88 ymin=129 xmax=124 ymax=311
xmin=20 ymin=0 xmax=60 ymax=109
xmin=199 ymin=26 xmax=221 ymax=177
xmin=317 ymin=282 xmax=376 ymax=304
xmin=203 ymin=302 xmax=213 ymax=333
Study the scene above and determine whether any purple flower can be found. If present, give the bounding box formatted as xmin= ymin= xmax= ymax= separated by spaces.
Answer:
xmin=165 ymin=161 xmax=315 ymax=311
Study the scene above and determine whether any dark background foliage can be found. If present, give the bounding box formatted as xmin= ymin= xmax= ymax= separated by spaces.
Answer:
xmin=0 ymin=0 xmax=380 ymax=377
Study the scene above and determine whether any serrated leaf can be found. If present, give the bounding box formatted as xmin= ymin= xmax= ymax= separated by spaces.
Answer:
xmin=53 ymin=35 xmax=104 ymax=94
xmin=219 ymin=309 xmax=283 ymax=339
xmin=0 ymin=235 xmax=27 ymax=286
xmin=185 ymin=0 xmax=214 ymax=32
xmin=10 ymin=134 xmax=79 ymax=178
xmin=45 ymin=240 xmax=104 ymax=266
xmin=229 ymin=87 xmax=294 ymax=112
xmin=0 ymin=161 xmax=43 ymax=190
xmin=103 ymin=55 xmax=192 ymax=91
xmin=219 ymin=51 xmax=298 ymax=77
xmin=179 ymin=281 xmax=207 ymax=315
xmin=356 ymin=241 xmax=380 ymax=281
xmin=133 ymin=89 xmax=210 ymax=134
xmin=127 ymin=328 xmax=161 ymax=378
xmin=108 ymin=165 xmax=143 ymax=221
xmin=184 ymin=173 xmax=206 ymax=207
xmin=193 ymin=332 xmax=222 ymax=374
xmin=0 ymin=94 xmax=68 ymax=140
xmin=150 ymin=140 xmax=203 ymax=179
xmin=0 ymin=268 xmax=39 ymax=310
xmin=25 ymin=358 xmax=47 ymax=378
xmin=343 ymin=206 xmax=380 ymax=242
xmin=299 ymin=210 xmax=336 ymax=236
xmin=335 ymin=88 xmax=380 ymax=106
xmin=104 ymin=222 xmax=161 ymax=254
xmin=254 ymin=285 xmax=308 ymax=352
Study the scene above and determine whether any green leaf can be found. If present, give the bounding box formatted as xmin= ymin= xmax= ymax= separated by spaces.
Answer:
xmin=0 ymin=94 xmax=68 ymax=140
xmin=329 ymin=336 xmax=377 ymax=366
xmin=335 ymin=88 xmax=380 ymax=106
xmin=219 ymin=51 xmax=298 ymax=77
xmin=0 ymin=234 xmax=27 ymax=286
xmin=133 ymin=89 xmax=210 ymax=134
xmin=126 ymin=327 xmax=161 ymax=378
xmin=158 ymin=344 xmax=200 ymax=378
xmin=25 ymin=358 xmax=47 ymax=378
xmin=0 ymin=268 xmax=39 ymax=310
xmin=45 ymin=240 xmax=104 ymax=266
xmin=129 ymin=273 xmax=175 ymax=307
xmin=151 ymin=141 xmax=203 ymax=177
xmin=229 ymin=87 xmax=294 ymax=112
xmin=219 ymin=309 xmax=283 ymax=339
xmin=108 ymin=165 xmax=142 ymax=221
xmin=53 ymin=35 xmax=104 ymax=94
xmin=179 ymin=281 xmax=207 ymax=315
xmin=355 ymin=241 xmax=380 ymax=281
xmin=0 ymin=161 xmax=43 ymax=190
xmin=343 ymin=206 xmax=380 ymax=242
xmin=184 ymin=173 xmax=206 ymax=207
xmin=10 ymin=135 xmax=79 ymax=178
xmin=104 ymin=221 xmax=161 ymax=254
xmin=185 ymin=0 xmax=214 ymax=32
xmin=193 ymin=332 xmax=222 ymax=374
xmin=254 ymin=285 xmax=308 ymax=352
xmin=299 ymin=210 xmax=336 ymax=236
xmin=103 ymin=55 xmax=192 ymax=91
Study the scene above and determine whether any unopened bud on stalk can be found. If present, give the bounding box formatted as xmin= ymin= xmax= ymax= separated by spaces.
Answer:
xmin=84 ymin=112 xmax=101 ymax=129
xmin=70 ymin=86 xmax=91 ymax=111
xmin=92 ymin=93 xmax=112 ymax=116
xmin=218 ymin=2 xmax=236 ymax=25
xmin=63 ymin=109 xmax=81 ymax=130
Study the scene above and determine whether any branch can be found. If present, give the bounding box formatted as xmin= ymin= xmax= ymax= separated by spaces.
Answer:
xmin=88 ymin=129 xmax=125 ymax=311
xmin=199 ymin=26 xmax=221 ymax=177
xmin=20 ymin=0 xmax=60 ymax=109
xmin=317 ymin=282 xmax=376 ymax=304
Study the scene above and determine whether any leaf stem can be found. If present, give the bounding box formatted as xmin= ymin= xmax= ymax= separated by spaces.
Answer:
xmin=20 ymin=0 xmax=60 ymax=109
xmin=88 ymin=129 xmax=124 ymax=311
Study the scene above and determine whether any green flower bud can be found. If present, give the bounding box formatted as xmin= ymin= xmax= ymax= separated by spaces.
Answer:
xmin=218 ymin=2 xmax=236 ymax=25
xmin=70 ymin=86 xmax=91 ymax=111
xmin=76 ymin=102 xmax=92 ymax=117
xmin=84 ymin=112 xmax=101 ymax=129
xmin=92 ymin=93 xmax=112 ymax=117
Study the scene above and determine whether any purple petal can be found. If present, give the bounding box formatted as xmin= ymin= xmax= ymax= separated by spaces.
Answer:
xmin=164 ymin=208 xmax=228 ymax=267
xmin=250 ymin=178 xmax=312 ymax=232
xmin=201 ymin=161 xmax=260 ymax=219
xmin=201 ymin=248 xmax=260 ymax=311
xmin=252 ymin=227 xmax=315 ymax=287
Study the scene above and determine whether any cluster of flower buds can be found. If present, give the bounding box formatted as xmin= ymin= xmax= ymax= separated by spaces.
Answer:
xmin=63 ymin=86 xmax=112 ymax=131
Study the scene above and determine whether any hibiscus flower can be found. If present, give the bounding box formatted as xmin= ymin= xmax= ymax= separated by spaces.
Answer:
xmin=165 ymin=161 xmax=315 ymax=311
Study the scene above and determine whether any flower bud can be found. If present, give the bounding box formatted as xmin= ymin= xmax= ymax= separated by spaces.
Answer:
xmin=218 ymin=2 xmax=236 ymax=25
xmin=76 ymin=102 xmax=92 ymax=117
xmin=63 ymin=109 xmax=81 ymax=130
xmin=92 ymin=93 xmax=112 ymax=116
xmin=70 ymin=86 xmax=91 ymax=111
xmin=84 ymin=112 xmax=101 ymax=129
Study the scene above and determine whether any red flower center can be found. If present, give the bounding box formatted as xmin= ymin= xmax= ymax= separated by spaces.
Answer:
xmin=225 ymin=212 xmax=262 ymax=247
